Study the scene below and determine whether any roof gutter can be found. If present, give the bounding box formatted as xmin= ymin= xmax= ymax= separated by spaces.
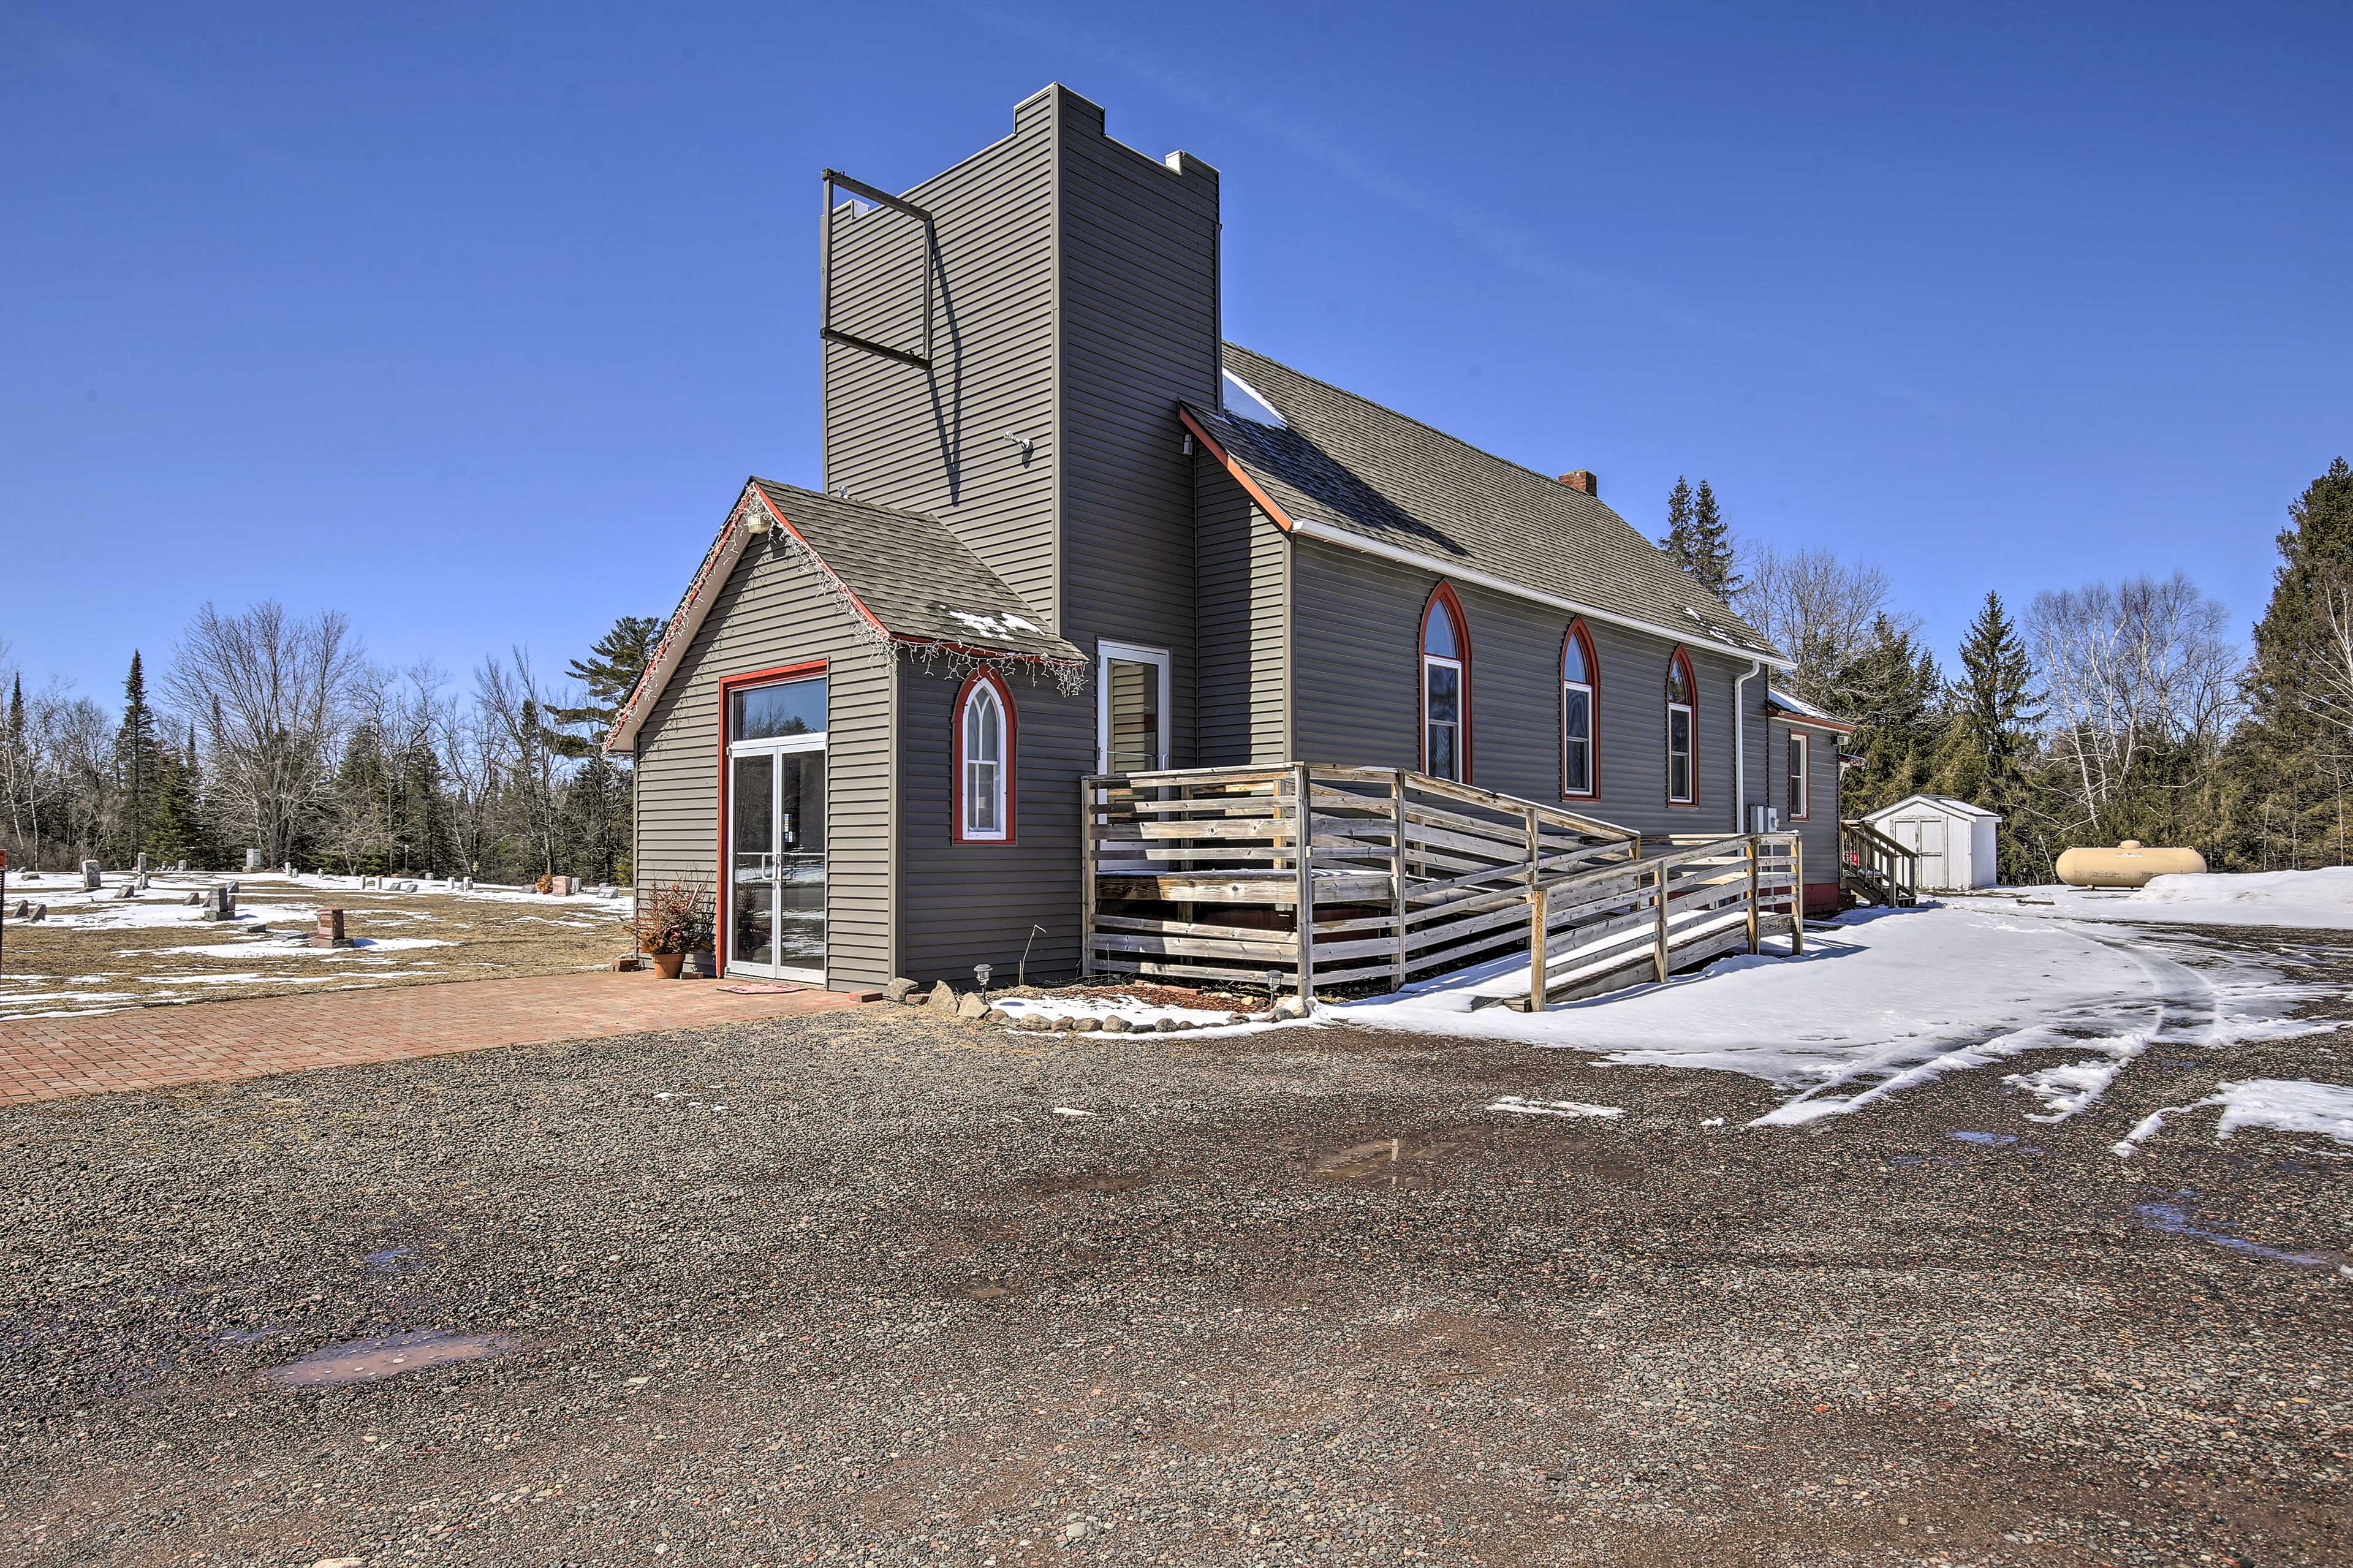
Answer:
xmin=1287 ymin=516 xmax=1795 ymax=673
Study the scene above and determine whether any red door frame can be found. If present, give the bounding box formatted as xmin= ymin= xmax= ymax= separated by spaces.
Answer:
xmin=713 ymin=659 xmax=828 ymax=980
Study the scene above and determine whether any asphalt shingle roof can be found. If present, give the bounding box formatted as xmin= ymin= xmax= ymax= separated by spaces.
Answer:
xmin=1191 ymin=345 xmax=1781 ymax=659
xmin=749 ymin=479 xmax=1080 ymax=664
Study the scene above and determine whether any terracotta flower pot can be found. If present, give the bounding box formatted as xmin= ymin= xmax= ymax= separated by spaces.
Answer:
xmin=651 ymin=952 xmax=686 ymax=979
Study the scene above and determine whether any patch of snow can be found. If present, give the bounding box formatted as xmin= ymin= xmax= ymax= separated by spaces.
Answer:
xmin=1051 ymin=1107 xmax=1099 ymax=1118
xmin=2115 ymin=1078 xmax=2353 ymax=1158
xmin=1220 ymin=368 xmax=1286 ymax=428
xmin=2004 ymin=867 xmax=2353 ymax=930
xmin=992 ymin=996 xmax=1270 ymax=1033
xmin=1486 ymin=1097 xmax=1623 ymax=1119
xmin=944 ymin=609 xmax=1043 ymax=638
xmin=1330 ymin=904 xmax=2336 ymax=1126
xmin=121 ymin=936 xmax=453 ymax=960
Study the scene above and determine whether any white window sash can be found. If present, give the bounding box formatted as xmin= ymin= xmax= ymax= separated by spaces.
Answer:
xmin=960 ymin=686 xmax=1009 ymax=840
xmin=1561 ymin=680 xmax=1594 ymax=796
xmin=1422 ymin=653 xmax=1464 ymax=780
xmin=1667 ymin=700 xmax=1694 ymax=803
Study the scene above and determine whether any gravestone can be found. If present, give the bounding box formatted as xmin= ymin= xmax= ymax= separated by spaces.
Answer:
xmin=310 ymin=909 xmax=352 ymax=949
xmin=135 ymin=869 xmax=150 ymax=890
xmin=28 ymin=903 xmax=45 ymax=923
xmin=400 ymin=880 xmax=419 ymax=893
xmin=10 ymin=900 xmax=25 ymax=918
xmin=244 ymin=849 xmax=264 ymax=872
xmin=202 ymin=885 xmax=236 ymax=923
xmin=115 ymin=883 xmax=136 ymax=900
xmin=81 ymin=860 xmax=101 ymax=892
xmin=134 ymin=852 xmax=148 ymax=877
xmin=184 ymin=890 xmax=202 ymax=906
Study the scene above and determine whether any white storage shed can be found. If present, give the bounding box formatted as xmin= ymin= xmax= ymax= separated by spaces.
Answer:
xmin=1862 ymin=794 xmax=2001 ymax=892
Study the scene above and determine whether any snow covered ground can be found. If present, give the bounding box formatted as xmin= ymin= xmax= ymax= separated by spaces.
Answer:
xmin=1325 ymin=901 xmax=2344 ymax=1134
xmin=1991 ymin=866 xmax=2353 ymax=930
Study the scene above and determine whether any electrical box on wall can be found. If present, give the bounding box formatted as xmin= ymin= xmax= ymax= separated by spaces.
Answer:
xmin=1748 ymin=805 xmax=1780 ymax=834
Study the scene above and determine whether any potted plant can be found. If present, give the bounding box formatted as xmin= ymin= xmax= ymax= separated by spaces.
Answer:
xmin=631 ymin=879 xmax=714 ymax=979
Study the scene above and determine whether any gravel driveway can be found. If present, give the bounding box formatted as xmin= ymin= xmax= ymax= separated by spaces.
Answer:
xmin=4 ymin=924 xmax=2347 ymax=1567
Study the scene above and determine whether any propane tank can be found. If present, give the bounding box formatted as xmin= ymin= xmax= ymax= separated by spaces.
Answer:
xmin=2055 ymin=840 xmax=2208 ymax=889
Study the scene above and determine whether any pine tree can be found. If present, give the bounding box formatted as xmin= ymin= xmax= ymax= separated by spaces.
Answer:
xmin=2219 ymin=456 xmax=2353 ymax=868
xmin=1825 ymin=615 xmax=1942 ymax=816
xmin=1688 ymin=480 xmax=1740 ymax=600
xmin=544 ymin=615 xmax=664 ymax=759
xmin=1934 ymin=592 xmax=2042 ymax=878
xmin=1659 ymin=477 xmax=1696 ymax=574
xmin=112 ymin=651 xmax=164 ymax=863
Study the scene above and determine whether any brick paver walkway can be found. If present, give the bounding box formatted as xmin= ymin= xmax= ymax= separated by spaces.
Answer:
xmin=0 ymin=974 xmax=877 ymax=1105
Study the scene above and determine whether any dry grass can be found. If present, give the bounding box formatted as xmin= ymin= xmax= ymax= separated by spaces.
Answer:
xmin=0 ymin=872 xmax=632 ymax=1018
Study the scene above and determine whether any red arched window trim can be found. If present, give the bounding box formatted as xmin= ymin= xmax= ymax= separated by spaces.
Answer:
xmin=1559 ymin=619 xmax=1600 ymax=801
xmin=1665 ymin=646 xmax=1700 ymax=808
xmin=1419 ymin=581 xmax=1472 ymax=782
xmin=950 ymin=667 xmax=1017 ymax=844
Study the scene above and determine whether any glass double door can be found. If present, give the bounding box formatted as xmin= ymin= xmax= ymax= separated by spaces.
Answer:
xmin=729 ymin=744 xmax=825 ymax=979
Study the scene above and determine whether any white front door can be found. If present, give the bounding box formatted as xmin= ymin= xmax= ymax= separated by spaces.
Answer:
xmin=1097 ymin=640 xmax=1170 ymax=774
xmin=726 ymin=675 xmax=828 ymax=982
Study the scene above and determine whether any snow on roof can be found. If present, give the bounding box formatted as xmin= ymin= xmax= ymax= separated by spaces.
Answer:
xmin=1220 ymin=367 xmax=1286 ymax=428
xmin=1864 ymin=793 xmax=2001 ymax=822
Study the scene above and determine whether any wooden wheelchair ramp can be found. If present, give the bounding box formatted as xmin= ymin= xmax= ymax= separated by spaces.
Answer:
xmin=1082 ymin=763 xmax=1805 ymax=1009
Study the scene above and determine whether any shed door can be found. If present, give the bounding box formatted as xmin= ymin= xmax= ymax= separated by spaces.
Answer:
xmin=1898 ymin=816 xmax=1948 ymax=890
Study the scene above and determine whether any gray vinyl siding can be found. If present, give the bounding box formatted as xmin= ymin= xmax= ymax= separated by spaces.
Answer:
xmin=1194 ymin=463 xmax=1289 ymax=765
xmin=1287 ymin=536 xmax=1754 ymax=841
xmin=1770 ymin=718 xmax=1843 ymax=886
xmin=822 ymin=88 xmax=1061 ymax=623
xmin=1056 ymin=92 xmax=1221 ymax=761
xmin=631 ymin=537 xmax=895 ymax=991
xmin=895 ymin=663 xmax=1093 ymax=985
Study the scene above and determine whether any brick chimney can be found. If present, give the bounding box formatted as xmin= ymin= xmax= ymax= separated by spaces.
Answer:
xmin=1558 ymin=470 xmax=1598 ymax=496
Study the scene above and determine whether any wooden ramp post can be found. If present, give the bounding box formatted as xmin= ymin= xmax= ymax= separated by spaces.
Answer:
xmin=1293 ymin=762 xmax=1316 ymax=1000
xmin=1526 ymin=885 xmax=1548 ymax=1012
xmin=1651 ymin=862 xmax=1670 ymax=984
xmin=1745 ymin=838 xmax=1760 ymax=954
xmin=1791 ymin=838 xmax=1806 ymax=956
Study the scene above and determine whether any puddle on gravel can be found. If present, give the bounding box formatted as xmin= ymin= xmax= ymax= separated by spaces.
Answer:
xmin=263 ymin=1328 xmax=516 ymax=1387
xmin=1024 ymin=1170 xmax=1156 ymax=1199
xmin=2132 ymin=1191 xmax=2338 ymax=1270
xmin=1947 ymin=1131 xmax=2018 ymax=1146
xmin=362 ymin=1247 xmax=415 ymax=1273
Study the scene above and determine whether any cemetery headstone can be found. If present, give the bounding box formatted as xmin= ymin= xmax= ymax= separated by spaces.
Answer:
xmin=81 ymin=860 xmax=101 ymax=892
xmin=115 ymin=883 xmax=135 ymax=899
xmin=135 ymin=852 xmax=148 ymax=877
xmin=244 ymin=849 xmax=265 ymax=872
xmin=184 ymin=890 xmax=202 ymax=906
xmin=400 ymin=880 xmax=419 ymax=893
xmin=28 ymin=904 xmax=45 ymax=923
xmin=311 ymin=909 xmax=352 ymax=949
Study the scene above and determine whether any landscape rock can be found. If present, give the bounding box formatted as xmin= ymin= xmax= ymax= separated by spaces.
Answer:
xmin=884 ymin=977 xmax=919 ymax=1004
xmin=1074 ymin=1017 xmax=1102 ymax=1032
xmin=1226 ymin=1013 xmax=1250 ymax=1026
xmin=1154 ymin=1018 xmax=1182 ymax=1033
xmin=955 ymin=990 xmax=988 ymax=1021
xmin=1273 ymin=996 xmax=1312 ymax=1020
xmin=1017 ymin=1014 xmax=1053 ymax=1033
xmin=926 ymin=981 xmax=961 ymax=1013
xmin=1101 ymin=1015 xmax=1132 ymax=1034
xmin=983 ymin=1007 xmax=1010 ymax=1025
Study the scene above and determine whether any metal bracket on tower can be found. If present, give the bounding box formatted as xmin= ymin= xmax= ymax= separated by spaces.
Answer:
xmin=820 ymin=169 xmax=935 ymax=369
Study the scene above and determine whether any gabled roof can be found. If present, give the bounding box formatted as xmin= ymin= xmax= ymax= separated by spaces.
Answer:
xmin=1864 ymin=793 xmax=2003 ymax=823
xmin=1767 ymin=687 xmax=1857 ymax=733
xmin=1182 ymin=344 xmax=1787 ymax=668
xmin=607 ymin=479 xmax=1078 ymax=752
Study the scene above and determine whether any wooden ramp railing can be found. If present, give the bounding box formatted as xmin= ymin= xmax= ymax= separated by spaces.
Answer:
xmin=1082 ymin=763 xmax=1805 ymax=1006
xmin=1507 ymin=830 xmax=1800 ymax=1009
xmin=1840 ymin=818 xmax=1918 ymax=907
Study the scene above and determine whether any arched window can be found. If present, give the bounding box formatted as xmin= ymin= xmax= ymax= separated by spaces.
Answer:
xmin=1420 ymin=585 xmax=1469 ymax=781
xmin=1664 ymin=648 xmax=1697 ymax=805
xmin=1561 ymin=619 xmax=1598 ymax=799
xmin=953 ymin=670 xmax=1014 ymax=843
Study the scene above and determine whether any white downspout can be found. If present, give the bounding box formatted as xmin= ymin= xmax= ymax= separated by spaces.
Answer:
xmin=1735 ymin=658 xmax=1765 ymax=834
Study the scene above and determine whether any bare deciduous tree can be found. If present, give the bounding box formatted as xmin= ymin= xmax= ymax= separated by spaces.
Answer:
xmin=2026 ymin=573 xmax=2241 ymax=835
xmin=163 ymin=602 xmax=363 ymax=866
xmin=1733 ymin=544 xmax=1913 ymax=703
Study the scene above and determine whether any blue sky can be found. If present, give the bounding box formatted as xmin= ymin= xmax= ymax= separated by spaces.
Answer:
xmin=5 ymin=1 xmax=2347 ymax=705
